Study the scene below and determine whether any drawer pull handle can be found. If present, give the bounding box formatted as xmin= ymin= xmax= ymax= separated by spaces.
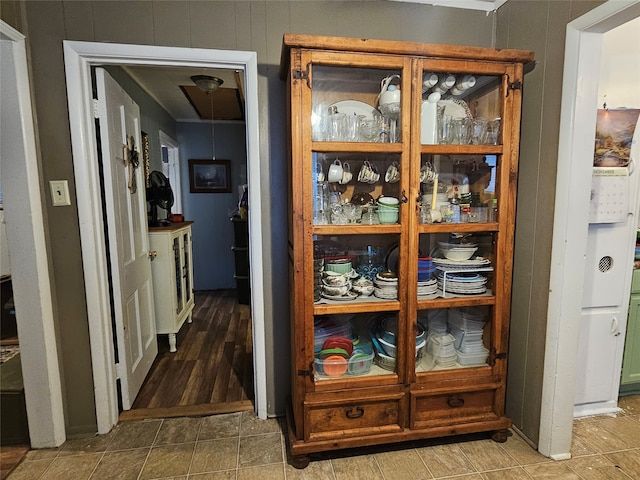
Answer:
xmin=345 ymin=407 xmax=364 ymax=419
xmin=447 ymin=396 xmax=465 ymax=408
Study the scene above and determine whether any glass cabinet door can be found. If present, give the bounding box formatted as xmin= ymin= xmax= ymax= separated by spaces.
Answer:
xmin=173 ymin=236 xmax=183 ymax=313
xmin=183 ymin=232 xmax=192 ymax=304
xmin=305 ymin=56 xmax=410 ymax=385
xmin=411 ymin=62 xmax=513 ymax=379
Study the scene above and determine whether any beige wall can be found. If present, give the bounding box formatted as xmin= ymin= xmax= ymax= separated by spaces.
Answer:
xmin=496 ymin=0 xmax=606 ymax=445
xmin=4 ymin=0 xmax=495 ymax=436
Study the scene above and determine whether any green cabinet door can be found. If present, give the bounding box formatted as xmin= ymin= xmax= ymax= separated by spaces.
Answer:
xmin=621 ymin=292 xmax=640 ymax=394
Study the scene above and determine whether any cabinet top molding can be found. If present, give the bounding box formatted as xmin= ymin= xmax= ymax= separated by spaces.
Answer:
xmin=280 ymin=34 xmax=534 ymax=79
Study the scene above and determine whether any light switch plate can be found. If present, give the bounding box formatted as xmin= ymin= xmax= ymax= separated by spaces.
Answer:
xmin=49 ymin=180 xmax=71 ymax=206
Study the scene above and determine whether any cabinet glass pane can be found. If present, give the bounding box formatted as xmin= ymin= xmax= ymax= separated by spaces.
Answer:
xmin=416 ymin=232 xmax=495 ymax=300
xmin=414 ymin=231 xmax=495 ymax=374
xmin=420 ymin=72 xmax=502 ymax=145
xmin=314 ymin=234 xmax=401 ymax=303
xmin=314 ymin=312 xmax=398 ymax=380
xmin=417 ymin=306 xmax=493 ymax=372
xmin=173 ymin=237 xmax=183 ymax=311
xmin=418 ymin=154 xmax=499 ymax=224
xmin=312 ymin=66 xmax=402 ymax=143
xmin=313 ymin=153 xmax=403 ymax=225
xmin=183 ymin=233 xmax=191 ymax=303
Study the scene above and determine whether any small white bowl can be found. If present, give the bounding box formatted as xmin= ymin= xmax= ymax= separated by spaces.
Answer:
xmin=322 ymin=274 xmax=350 ymax=286
xmin=378 ymin=196 xmax=399 ymax=206
xmin=352 ymin=284 xmax=374 ymax=296
xmin=440 ymin=247 xmax=478 ymax=261
xmin=322 ymin=284 xmax=351 ymax=296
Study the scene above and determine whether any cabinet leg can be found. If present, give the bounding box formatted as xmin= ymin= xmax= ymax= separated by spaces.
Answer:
xmin=491 ymin=429 xmax=512 ymax=443
xmin=289 ymin=454 xmax=310 ymax=469
xmin=187 ymin=313 xmax=193 ymax=324
xmin=168 ymin=333 xmax=177 ymax=353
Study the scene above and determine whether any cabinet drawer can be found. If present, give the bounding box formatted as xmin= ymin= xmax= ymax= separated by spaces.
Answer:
xmin=411 ymin=389 xmax=497 ymax=429
xmin=305 ymin=397 xmax=402 ymax=441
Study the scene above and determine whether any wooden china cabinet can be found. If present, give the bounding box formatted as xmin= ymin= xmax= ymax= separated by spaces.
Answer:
xmin=280 ymin=34 xmax=534 ymax=468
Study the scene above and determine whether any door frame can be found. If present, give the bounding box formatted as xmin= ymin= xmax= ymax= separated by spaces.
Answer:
xmin=0 ymin=20 xmax=66 ymax=448
xmin=64 ymin=40 xmax=267 ymax=434
xmin=541 ymin=0 xmax=640 ymax=460
xmin=158 ymin=130 xmax=183 ymax=215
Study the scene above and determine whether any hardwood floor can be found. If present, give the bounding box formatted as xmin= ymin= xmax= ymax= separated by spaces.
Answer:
xmin=121 ymin=289 xmax=254 ymax=421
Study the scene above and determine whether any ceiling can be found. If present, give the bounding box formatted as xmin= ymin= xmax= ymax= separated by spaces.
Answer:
xmin=123 ymin=66 xmax=245 ymax=122
xmin=123 ymin=0 xmax=505 ymax=122
xmin=390 ymin=0 xmax=507 ymax=12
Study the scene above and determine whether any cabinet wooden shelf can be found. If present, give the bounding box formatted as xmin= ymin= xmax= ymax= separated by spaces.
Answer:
xmin=281 ymin=33 xmax=533 ymax=468
xmin=148 ymin=222 xmax=194 ymax=353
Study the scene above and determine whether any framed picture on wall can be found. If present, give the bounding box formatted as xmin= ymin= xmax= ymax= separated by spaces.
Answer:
xmin=188 ymin=159 xmax=231 ymax=193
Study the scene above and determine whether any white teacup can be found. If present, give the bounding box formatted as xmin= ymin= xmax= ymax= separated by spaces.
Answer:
xmin=358 ymin=161 xmax=372 ymax=183
xmin=385 ymin=163 xmax=399 ymax=183
xmin=328 ymin=160 xmax=343 ymax=183
xmin=322 ymin=284 xmax=351 ymax=296
xmin=339 ymin=162 xmax=352 ymax=184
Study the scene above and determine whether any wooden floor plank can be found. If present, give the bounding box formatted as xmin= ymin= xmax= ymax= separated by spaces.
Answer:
xmin=129 ymin=289 xmax=254 ymax=415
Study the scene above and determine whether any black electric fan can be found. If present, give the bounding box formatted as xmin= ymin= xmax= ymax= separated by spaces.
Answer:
xmin=146 ymin=170 xmax=174 ymax=227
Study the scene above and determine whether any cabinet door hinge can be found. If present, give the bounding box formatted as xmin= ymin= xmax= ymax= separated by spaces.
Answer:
xmin=297 ymin=362 xmax=314 ymax=379
xmin=292 ymin=64 xmax=311 ymax=88
xmin=506 ymin=76 xmax=522 ymax=97
xmin=490 ymin=349 xmax=508 ymax=365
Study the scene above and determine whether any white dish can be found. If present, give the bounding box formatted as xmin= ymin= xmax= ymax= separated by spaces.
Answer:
xmin=432 ymin=257 xmax=491 ymax=269
xmin=330 ymin=100 xmax=380 ymax=119
xmin=438 ymin=96 xmax=472 ymax=119
xmin=321 ymin=291 xmax=358 ymax=301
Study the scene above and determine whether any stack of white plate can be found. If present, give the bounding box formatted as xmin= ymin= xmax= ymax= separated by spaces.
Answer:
xmin=417 ymin=278 xmax=437 ymax=297
xmin=436 ymin=271 xmax=488 ymax=295
xmin=432 ymin=257 xmax=491 ymax=270
xmin=374 ymin=273 xmax=398 ymax=299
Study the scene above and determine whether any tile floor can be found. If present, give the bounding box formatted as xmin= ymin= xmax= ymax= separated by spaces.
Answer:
xmin=5 ymin=396 xmax=640 ymax=480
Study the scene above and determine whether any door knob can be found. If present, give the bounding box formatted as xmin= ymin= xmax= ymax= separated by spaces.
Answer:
xmin=148 ymin=250 xmax=158 ymax=260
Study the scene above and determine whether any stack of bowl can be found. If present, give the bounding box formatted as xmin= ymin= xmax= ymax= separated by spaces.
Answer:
xmin=325 ymin=258 xmax=353 ymax=274
xmin=377 ymin=196 xmax=399 ymax=224
xmin=321 ymin=271 xmax=352 ymax=297
xmin=424 ymin=333 xmax=457 ymax=369
xmin=369 ymin=315 xmax=427 ymax=372
xmin=314 ymin=315 xmax=353 ymax=353
xmin=373 ymin=271 xmax=398 ymax=299
xmin=448 ymin=307 xmax=489 ymax=366
xmin=417 ymin=256 xmax=435 ymax=281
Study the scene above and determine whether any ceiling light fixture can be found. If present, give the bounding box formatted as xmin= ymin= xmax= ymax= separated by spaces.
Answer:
xmin=191 ymin=75 xmax=224 ymax=94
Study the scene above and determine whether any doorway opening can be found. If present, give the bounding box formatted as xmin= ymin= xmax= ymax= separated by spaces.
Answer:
xmin=159 ymin=131 xmax=183 ymax=215
xmin=64 ymin=40 xmax=267 ymax=435
xmin=541 ymin=0 xmax=640 ymax=460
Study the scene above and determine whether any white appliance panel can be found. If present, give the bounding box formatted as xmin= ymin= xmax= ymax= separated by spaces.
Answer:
xmin=575 ymin=310 xmax=622 ymax=406
xmin=582 ymin=223 xmax=633 ymax=308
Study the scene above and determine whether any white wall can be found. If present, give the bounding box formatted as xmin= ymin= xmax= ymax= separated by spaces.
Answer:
xmin=599 ymin=17 xmax=640 ymax=109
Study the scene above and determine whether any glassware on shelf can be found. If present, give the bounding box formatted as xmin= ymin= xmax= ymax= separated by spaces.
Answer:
xmin=486 ymin=118 xmax=501 ymax=145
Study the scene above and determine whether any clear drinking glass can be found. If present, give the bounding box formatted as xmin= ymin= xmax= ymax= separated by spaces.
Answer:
xmin=438 ymin=113 xmax=453 ymax=144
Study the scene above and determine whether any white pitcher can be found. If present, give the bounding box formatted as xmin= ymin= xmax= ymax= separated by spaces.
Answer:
xmin=377 ymin=74 xmax=401 ymax=107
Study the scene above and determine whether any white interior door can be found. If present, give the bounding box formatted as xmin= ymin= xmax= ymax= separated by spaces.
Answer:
xmin=95 ymin=67 xmax=157 ymax=410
